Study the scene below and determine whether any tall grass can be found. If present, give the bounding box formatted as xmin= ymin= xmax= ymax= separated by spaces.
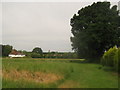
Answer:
xmin=2 ymin=58 xmax=118 ymax=88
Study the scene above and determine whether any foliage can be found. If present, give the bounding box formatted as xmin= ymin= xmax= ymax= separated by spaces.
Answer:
xmin=2 ymin=45 xmax=13 ymax=57
xmin=101 ymin=46 xmax=117 ymax=66
xmin=113 ymin=48 xmax=120 ymax=72
xmin=19 ymin=51 xmax=32 ymax=58
xmin=19 ymin=51 xmax=77 ymax=59
xmin=101 ymin=46 xmax=120 ymax=72
xmin=31 ymin=53 xmax=42 ymax=58
xmin=43 ymin=52 xmax=77 ymax=59
xmin=32 ymin=47 xmax=43 ymax=55
xmin=113 ymin=48 xmax=118 ymax=71
xmin=70 ymin=2 xmax=120 ymax=61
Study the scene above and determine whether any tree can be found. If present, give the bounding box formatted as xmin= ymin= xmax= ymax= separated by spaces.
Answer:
xmin=32 ymin=47 xmax=43 ymax=55
xmin=2 ymin=45 xmax=13 ymax=56
xmin=70 ymin=2 xmax=120 ymax=61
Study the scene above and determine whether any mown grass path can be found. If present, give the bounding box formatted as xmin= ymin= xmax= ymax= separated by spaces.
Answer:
xmin=2 ymin=58 xmax=118 ymax=88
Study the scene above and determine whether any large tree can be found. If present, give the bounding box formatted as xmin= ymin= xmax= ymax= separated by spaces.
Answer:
xmin=70 ymin=2 xmax=120 ymax=61
xmin=32 ymin=47 xmax=43 ymax=55
xmin=2 ymin=45 xmax=13 ymax=56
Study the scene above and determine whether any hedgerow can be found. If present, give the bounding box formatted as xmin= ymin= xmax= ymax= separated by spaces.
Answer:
xmin=101 ymin=46 xmax=119 ymax=72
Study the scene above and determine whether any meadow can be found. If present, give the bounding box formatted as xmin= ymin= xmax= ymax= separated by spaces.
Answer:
xmin=2 ymin=58 xmax=118 ymax=88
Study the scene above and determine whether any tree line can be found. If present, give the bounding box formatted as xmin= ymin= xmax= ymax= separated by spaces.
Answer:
xmin=0 ymin=44 xmax=77 ymax=59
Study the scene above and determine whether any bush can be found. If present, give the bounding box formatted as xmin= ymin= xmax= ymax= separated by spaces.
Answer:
xmin=118 ymin=48 xmax=120 ymax=72
xmin=31 ymin=53 xmax=42 ymax=58
xmin=113 ymin=48 xmax=120 ymax=72
xmin=101 ymin=46 xmax=119 ymax=72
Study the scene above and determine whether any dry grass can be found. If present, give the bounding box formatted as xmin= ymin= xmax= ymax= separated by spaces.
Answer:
xmin=0 ymin=69 xmax=2 ymax=77
xmin=3 ymin=69 xmax=63 ymax=84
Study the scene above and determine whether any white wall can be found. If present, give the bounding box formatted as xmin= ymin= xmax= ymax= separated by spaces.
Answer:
xmin=9 ymin=54 xmax=25 ymax=58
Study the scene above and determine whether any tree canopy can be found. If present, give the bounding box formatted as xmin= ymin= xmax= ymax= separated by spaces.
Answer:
xmin=32 ymin=47 xmax=43 ymax=55
xmin=70 ymin=2 xmax=120 ymax=61
xmin=2 ymin=45 xmax=13 ymax=56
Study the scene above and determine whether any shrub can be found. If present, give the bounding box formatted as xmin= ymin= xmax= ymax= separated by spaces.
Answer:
xmin=31 ymin=53 xmax=42 ymax=58
xmin=118 ymin=48 xmax=120 ymax=72
xmin=101 ymin=46 xmax=120 ymax=72
xmin=101 ymin=46 xmax=117 ymax=67
xmin=113 ymin=48 xmax=120 ymax=72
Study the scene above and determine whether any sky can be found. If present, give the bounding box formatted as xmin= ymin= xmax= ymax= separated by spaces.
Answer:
xmin=1 ymin=0 xmax=120 ymax=52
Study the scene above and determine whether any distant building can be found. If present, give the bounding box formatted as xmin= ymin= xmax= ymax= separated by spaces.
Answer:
xmin=8 ymin=49 xmax=25 ymax=58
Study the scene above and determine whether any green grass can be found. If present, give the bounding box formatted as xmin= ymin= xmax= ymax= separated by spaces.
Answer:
xmin=2 ymin=58 xmax=118 ymax=88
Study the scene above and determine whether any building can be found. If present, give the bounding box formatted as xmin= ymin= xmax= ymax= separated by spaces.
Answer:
xmin=8 ymin=49 xmax=25 ymax=58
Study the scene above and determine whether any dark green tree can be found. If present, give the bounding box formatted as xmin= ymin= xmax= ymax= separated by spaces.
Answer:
xmin=2 ymin=45 xmax=13 ymax=56
xmin=32 ymin=47 xmax=43 ymax=55
xmin=70 ymin=2 xmax=120 ymax=61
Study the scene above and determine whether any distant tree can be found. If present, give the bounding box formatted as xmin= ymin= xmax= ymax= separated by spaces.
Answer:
xmin=22 ymin=50 xmax=27 ymax=54
xmin=32 ymin=47 xmax=43 ymax=55
xmin=2 ymin=45 xmax=13 ymax=56
xmin=70 ymin=2 xmax=120 ymax=61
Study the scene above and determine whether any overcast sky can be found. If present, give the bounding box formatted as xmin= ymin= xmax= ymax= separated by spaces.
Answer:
xmin=2 ymin=0 xmax=119 ymax=52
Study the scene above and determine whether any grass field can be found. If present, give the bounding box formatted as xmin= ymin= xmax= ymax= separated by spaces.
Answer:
xmin=2 ymin=58 xmax=118 ymax=88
